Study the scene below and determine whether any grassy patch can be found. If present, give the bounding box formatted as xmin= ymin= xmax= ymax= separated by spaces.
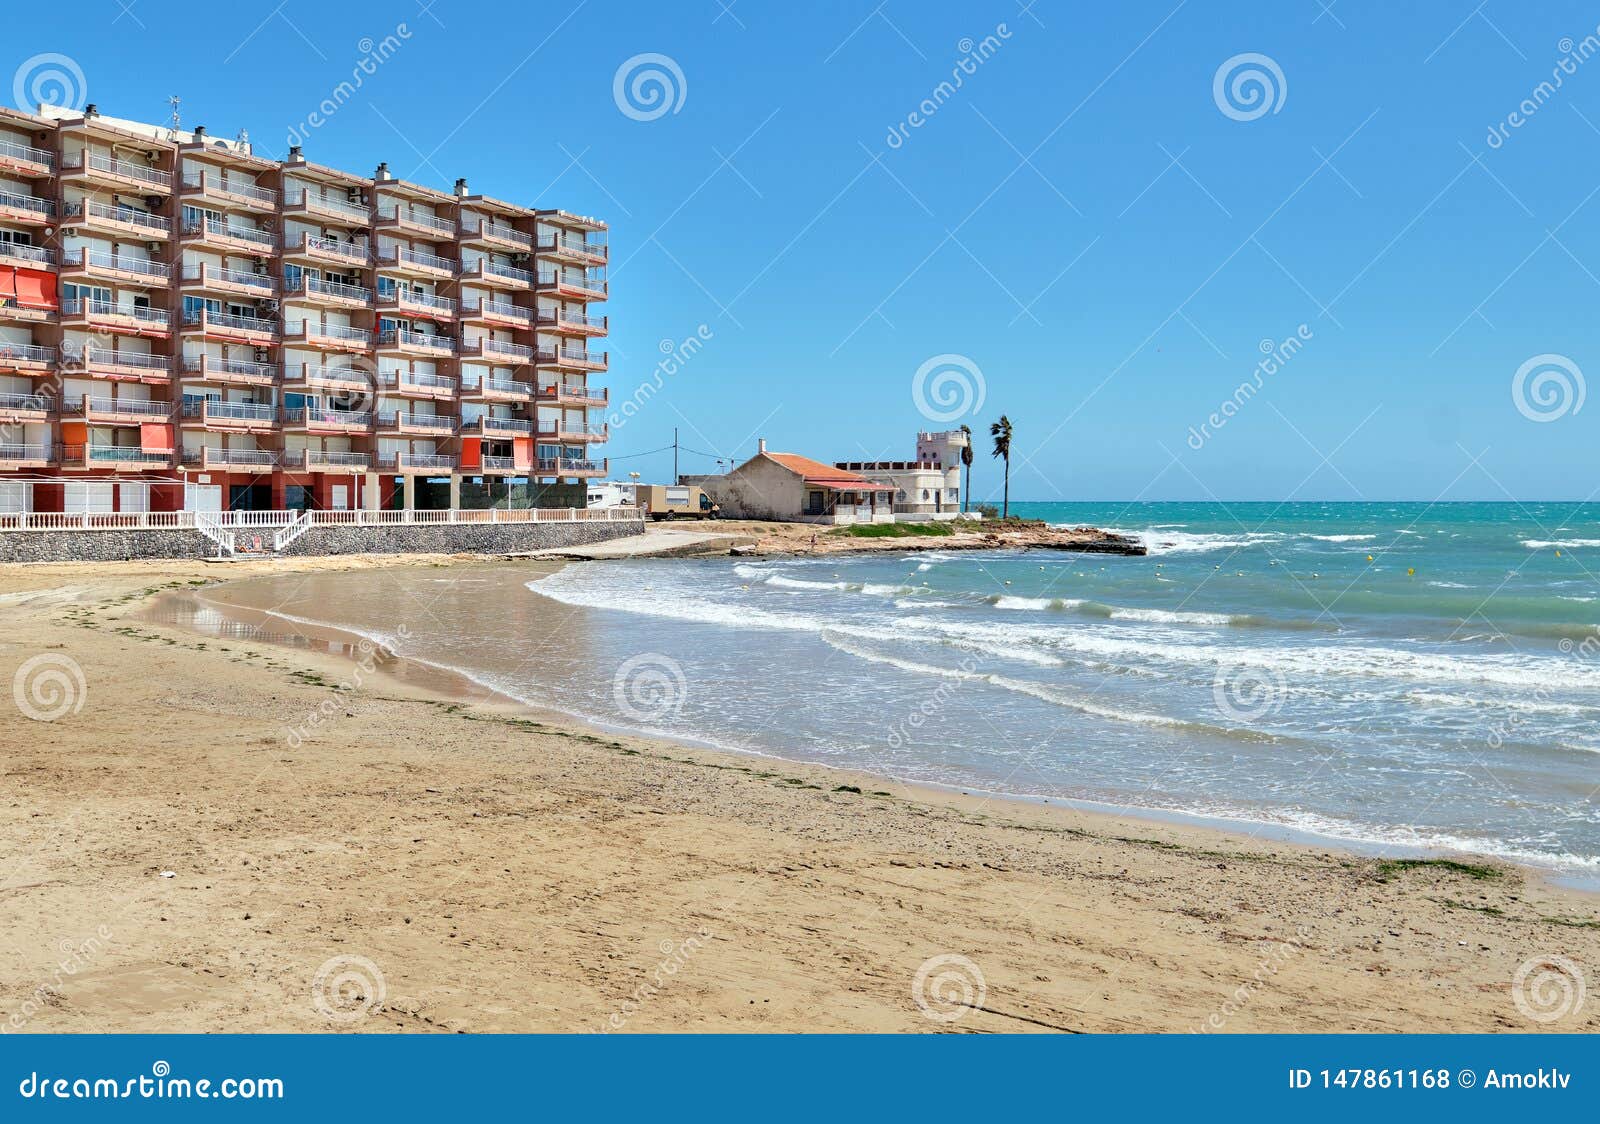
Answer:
xmin=1373 ymin=858 xmax=1502 ymax=882
xmin=831 ymin=522 xmax=957 ymax=539
xmin=1438 ymin=898 xmax=1506 ymax=917
xmin=1541 ymin=915 xmax=1600 ymax=929
xmin=833 ymin=784 xmax=863 ymax=794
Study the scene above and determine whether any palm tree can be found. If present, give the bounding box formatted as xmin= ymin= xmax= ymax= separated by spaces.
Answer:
xmin=989 ymin=415 xmax=1012 ymax=520
xmin=958 ymin=424 xmax=974 ymax=513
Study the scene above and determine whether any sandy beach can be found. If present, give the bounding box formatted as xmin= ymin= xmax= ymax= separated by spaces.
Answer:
xmin=2 ymin=552 xmax=1596 ymax=1033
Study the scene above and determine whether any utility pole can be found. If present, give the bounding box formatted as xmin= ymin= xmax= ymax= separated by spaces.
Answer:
xmin=673 ymin=427 xmax=679 ymax=484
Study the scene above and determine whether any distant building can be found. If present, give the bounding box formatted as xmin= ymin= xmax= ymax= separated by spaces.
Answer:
xmin=699 ymin=440 xmax=893 ymax=524
xmin=834 ymin=429 xmax=966 ymax=519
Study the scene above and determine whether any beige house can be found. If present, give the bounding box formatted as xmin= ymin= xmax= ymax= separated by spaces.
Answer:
xmin=834 ymin=429 xmax=966 ymax=519
xmin=699 ymin=441 xmax=894 ymax=524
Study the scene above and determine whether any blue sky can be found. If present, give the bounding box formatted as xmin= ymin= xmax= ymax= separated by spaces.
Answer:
xmin=10 ymin=0 xmax=1600 ymax=499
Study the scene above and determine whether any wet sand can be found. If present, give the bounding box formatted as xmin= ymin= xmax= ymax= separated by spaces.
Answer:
xmin=1 ymin=554 xmax=1596 ymax=1032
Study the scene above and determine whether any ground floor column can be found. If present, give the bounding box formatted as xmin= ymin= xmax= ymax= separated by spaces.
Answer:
xmin=448 ymin=473 xmax=461 ymax=510
xmin=362 ymin=472 xmax=379 ymax=511
xmin=401 ymin=474 xmax=416 ymax=511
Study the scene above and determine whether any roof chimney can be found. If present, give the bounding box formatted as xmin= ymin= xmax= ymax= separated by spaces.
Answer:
xmin=83 ymin=103 xmax=98 ymax=118
xmin=193 ymin=125 xmax=206 ymax=139
xmin=375 ymin=161 xmax=392 ymax=181
xmin=454 ymin=177 xmax=469 ymax=196
xmin=758 ymin=438 xmax=767 ymax=454
xmin=288 ymin=145 xmax=302 ymax=161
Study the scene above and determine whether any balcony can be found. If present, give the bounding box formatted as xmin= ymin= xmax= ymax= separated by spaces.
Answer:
xmin=283 ymin=189 xmax=371 ymax=225
xmin=384 ymin=452 xmax=457 ymax=474
xmin=283 ymin=321 xmax=372 ymax=353
xmin=466 ymin=415 xmax=532 ymax=436
xmin=376 ymin=246 xmax=456 ymax=280
xmin=460 ymin=297 xmax=532 ymax=328
xmin=70 ymin=346 xmax=172 ymax=382
xmin=62 ymin=199 xmax=172 ymax=239
xmin=61 ymin=151 xmax=173 ymax=194
xmin=377 ymin=328 xmax=455 ymax=358
xmin=181 ymin=355 xmax=279 ymax=389
xmin=476 ymin=455 xmax=521 ymax=475
xmin=535 ymin=457 xmax=606 ymax=478
xmin=180 ymin=170 xmax=278 ymax=212
xmin=536 ymin=382 xmax=607 ymax=408
xmin=375 ymin=287 xmax=456 ymax=322
xmin=461 ymin=337 xmax=533 ymax=364
xmin=63 ymin=248 xmax=172 ymax=288
xmin=460 ymin=259 xmax=532 ymax=289
xmin=281 ymin=405 xmax=373 ymax=433
xmin=0 ymin=242 xmax=54 ymax=271
xmin=534 ymin=306 xmax=607 ymax=336
xmin=377 ymin=411 xmax=455 ymax=436
xmin=283 ymin=363 xmax=375 ymax=395
xmin=536 ymin=232 xmax=607 ymax=265
xmin=182 ymin=447 xmax=279 ymax=471
xmin=537 ymin=421 xmax=610 ymax=444
xmin=181 ymin=308 xmax=276 ymax=345
xmin=376 ymin=207 xmax=456 ymax=239
xmin=536 ymin=345 xmax=607 ymax=372
xmin=0 ymin=189 xmax=54 ymax=226
xmin=0 ymin=390 xmax=53 ymax=423
xmin=180 ymin=262 xmax=275 ymax=299
xmin=377 ymin=369 xmax=455 ymax=400
xmin=283 ymin=232 xmax=371 ymax=267
xmin=62 ymin=299 xmax=172 ymax=338
xmin=0 ymin=296 xmax=53 ymax=325
xmin=287 ymin=275 xmax=373 ymax=309
xmin=0 ymin=137 xmax=53 ymax=177
xmin=64 ymin=394 xmax=173 ymax=425
xmin=535 ymin=269 xmax=607 ymax=301
xmin=295 ymin=450 xmax=372 ymax=473
xmin=181 ymin=216 xmax=277 ymax=255
xmin=181 ymin=398 xmax=277 ymax=430
xmin=463 ymin=376 xmax=533 ymax=403
xmin=0 ymin=341 xmax=55 ymax=373
xmin=60 ymin=444 xmax=174 ymax=470
xmin=0 ymin=442 xmax=53 ymax=468
xmin=459 ymin=216 xmax=532 ymax=252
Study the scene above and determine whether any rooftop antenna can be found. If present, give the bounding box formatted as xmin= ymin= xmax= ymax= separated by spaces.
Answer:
xmin=167 ymin=95 xmax=182 ymax=140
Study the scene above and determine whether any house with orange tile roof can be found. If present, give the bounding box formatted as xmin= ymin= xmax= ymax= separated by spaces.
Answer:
xmin=698 ymin=440 xmax=895 ymax=524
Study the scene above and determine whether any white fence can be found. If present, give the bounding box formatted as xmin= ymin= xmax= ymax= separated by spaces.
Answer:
xmin=0 ymin=507 xmax=644 ymax=532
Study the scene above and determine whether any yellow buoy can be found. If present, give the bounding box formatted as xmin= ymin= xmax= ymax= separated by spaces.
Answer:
xmin=1366 ymin=554 xmax=1374 ymax=562
xmin=1556 ymin=549 xmax=1562 ymax=557
xmin=1407 ymin=567 xmax=1415 ymax=576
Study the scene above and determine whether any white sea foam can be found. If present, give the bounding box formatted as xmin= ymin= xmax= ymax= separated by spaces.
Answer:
xmin=1523 ymin=539 xmax=1600 ymax=549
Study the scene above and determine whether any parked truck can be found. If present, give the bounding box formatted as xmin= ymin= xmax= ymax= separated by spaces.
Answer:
xmin=634 ymin=484 xmax=720 ymax=521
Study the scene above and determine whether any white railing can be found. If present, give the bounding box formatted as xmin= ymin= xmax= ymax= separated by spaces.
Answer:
xmin=63 ymin=299 xmax=171 ymax=326
xmin=0 ymin=391 xmax=52 ymax=412
xmin=67 ymin=200 xmax=172 ymax=232
xmin=380 ymin=207 xmax=456 ymax=235
xmin=0 ymin=243 xmax=53 ymax=265
xmin=67 ymin=151 xmax=173 ymax=188
xmin=0 ymin=507 xmax=644 ymax=532
xmin=385 ymin=288 xmax=456 ymax=313
xmin=381 ymin=411 xmax=455 ymax=431
xmin=184 ymin=308 xmax=274 ymax=334
xmin=469 ymin=260 xmax=533 ymax=285
xmin=462 ymin=217 xmax=532 ymax=247
xmin=184 ymin=356 xmax=279 ymax=381
xmin=298 ymin=276 xmax=373 ymax=303
xmin=474 ymin=338 xmax=533 ymax=359
xmin=381 ymin=246 xmax=456 ymax=273
xmin=75 ymin=249 xmax=170 ymax=278
xmin=0 ymin=190 xmax=54 ymax=216
xmin=0 ymin=443 xmax=52 ymax=462
xmin=469 ymin=298 xmax=531 ymax=323
xmin=272 ymin=510 xmax=313 ymax=551
xmin=183 ymin=263 xmax=273 ymax=290
xmin=289 ymin=322 xmax=371 ymax=345
xmin=292 ymin=233 xmax=370 ymax=262
xmin=0 ymin=137 xmax=53 ymax=168
xmin=182 ymin=171 xmax=278 ymax=205
xmin=75 ymin=346 xmax=171 ymax=372
xmin=285 ymin=189 xmax=370 ymax=221
xmin=378 ymin=328 xmax=455 ymax=353
xmin=0 ymin=342 xmax=57 ymax=365
xmin=184 ymin=217 xmax=275 ymax=248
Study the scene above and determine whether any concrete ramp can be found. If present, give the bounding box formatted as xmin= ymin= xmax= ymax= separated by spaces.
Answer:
xmin=519 ymin=528 xmax=748 ymax=560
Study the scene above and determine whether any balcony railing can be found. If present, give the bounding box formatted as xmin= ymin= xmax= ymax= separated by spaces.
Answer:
xmin=0 ymin=443 xmax=53 ymax=462
xmin=538 ymin=233 xmax=607 ymax=259
xmin=63 ymin=299 xmax=172 ymax=327
xmin=291 ymin=322 xmax=372 ymax=345
xmin=67 ymin=395 xmax=173 ymax=419
xmin=183 ymin=355 xmax=279 ymax=382
xmin=0 ymin=190 xmax=54 ymax=217
xmin=303 ymin=450 xmax=372 ymax=469
xmin=64 ymin=151 xmax=172 ymax=188
xmin=181 ymin=171 xmax=278 ymax=205
xmin=379 ymin=370 xmax=455 ymax=392
xmin=184 ymin=309 xmax=275 ymax=335
xmin=290 ymin=234 xmax=371 ymax=263
xmin=296 ymin=276 xmax=373 ymax=303
xmin=282 ymin=405 xmax=373 ymax=428
xmin=0 ymin=391 xmax=52 ymax=413
xmin=470 ymin=376 xmax=532 ymax=398
xmin=379 ymin=246 xmax=456 ymax=274
xmin=537 ymin=382 xmax=607 ymax=406
xmin=287 ymin=364 xmax=373 ymax=387
xmin=535 ymin=307 xmax=607 ymax=332
xmin=182 ymin=400 xmax=276 ymax=423
xmin=184 ymin=217 xmax=275 ymax=248
xmin=541 ymin=346 xmax=605 ymax=367
xmin=536 ymin=269 xmax=607 ymax=296
xmin=380 ymin=411 xmax=455 ymax=431
xmin=383 ymin=288 xmax=456 ymax=314
xmin=394 ymin=453 xmax=457 ymax=471
xmin=65 ymin=444 xmax=173 ymax=465
xmin=182 ymin=447 xmax=278 ymax=467
xmin=480 ymin=455 xmax=517 ymax=471
xmin=73 ymin=346 xmax=171 ymax=372
xmin=379 ymin=207 xmax=456 ymax=236
xmin=378 ymin=329 xmax=455 ymax=353
xmin=473 ymin=338 xmax=533 ymax=360
xmin=65 ymin=200 xmax=172 ymax=232
xmin=285 ymin=189 xmax=371 ymax=221
xmin=0 ymin=243 xmax=53 ymax=266
xmin=461 ymin=217 xmax=532 ymax=247
xmin=0 ymin=342 xmax=56 ymax=365
xmin=0 ymin=138 xmax=53 ymax=168
xmin=466 ymin=297 xmax=532 ymax=323
xmin=473 ymin=416 xmax=532 ymax=433
xmin=71 ymin=249 xmax=170 ymax=279
xmin=537 ymin=458 xmax=604 ymax=474
xmin=183 ymin=263 xmax=274 ymax=291
xmin=470 ymin=260 xmax=533 ymax=286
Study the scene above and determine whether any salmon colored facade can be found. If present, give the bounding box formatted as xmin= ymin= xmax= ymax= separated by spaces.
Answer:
xmin=0 ymin=104 xmax=609 ymax=515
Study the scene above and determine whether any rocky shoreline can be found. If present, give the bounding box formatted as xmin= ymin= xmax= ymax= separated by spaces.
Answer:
xmin=710 ymin=520 xmax=1148 ymax=558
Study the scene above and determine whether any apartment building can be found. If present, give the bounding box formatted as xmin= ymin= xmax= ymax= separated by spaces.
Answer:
xmin=0 ymin=103 xmax=609 ymax=515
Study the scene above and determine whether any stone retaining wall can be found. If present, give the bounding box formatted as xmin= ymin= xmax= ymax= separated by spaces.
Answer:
xmin=0 ymin=518 xmax=644 ymax=564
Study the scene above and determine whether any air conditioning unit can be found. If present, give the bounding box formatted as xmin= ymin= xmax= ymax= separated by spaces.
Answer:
xmin=144 ymin=196 xmax=163 ymax=211
xmin=510 ymin=253 xmax=529 ymax=265
xmin=145 ymin=241 xmax=162 ymax=254
xmin=251 ymin=261 xmax=267 ymax=275
xmin=253 ymin=348 xmax=270 ymax=362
